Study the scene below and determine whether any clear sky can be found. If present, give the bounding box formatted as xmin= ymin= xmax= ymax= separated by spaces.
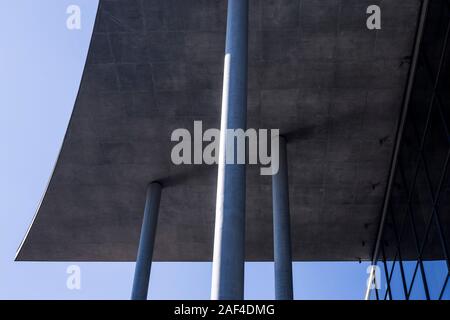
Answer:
xmin=0 ymin=0 xmax=371 ymax=300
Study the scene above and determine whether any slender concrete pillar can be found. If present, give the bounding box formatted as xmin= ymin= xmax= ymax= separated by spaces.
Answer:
xmin=272 ymin=136 xmax=293 ymax=300
xmin=131 ymin=182 xmax=162 ymax=300
xmin=211 ymin=0 xmax=248 ymax=300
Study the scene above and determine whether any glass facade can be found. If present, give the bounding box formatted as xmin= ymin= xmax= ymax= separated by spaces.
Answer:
xmin=371 ymin=0 xmax=450 ymax=300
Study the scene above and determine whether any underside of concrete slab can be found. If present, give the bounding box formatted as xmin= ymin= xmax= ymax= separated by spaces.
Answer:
xmin=16 ymin=0 xmax=422 ymax=262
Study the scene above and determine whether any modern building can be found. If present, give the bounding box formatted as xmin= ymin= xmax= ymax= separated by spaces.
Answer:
xmin=16 ymin=0 xmax=450 ymax=300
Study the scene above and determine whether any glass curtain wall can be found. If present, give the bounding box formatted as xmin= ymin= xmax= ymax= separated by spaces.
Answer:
xmin=372 ymin=0 xmax=450 ymax=300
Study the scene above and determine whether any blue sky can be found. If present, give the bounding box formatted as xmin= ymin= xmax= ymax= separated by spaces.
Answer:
xmin=0 ymin=0 xmax=371 ymax=300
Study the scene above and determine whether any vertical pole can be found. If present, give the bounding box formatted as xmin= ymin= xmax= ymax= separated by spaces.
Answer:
xmin=211 ymin=0 xmax=248 ymax=300
xmin=131 ymin=182 xmax=162 ymax=300
xmin=272 ymin=136 xmax=293 ymax=300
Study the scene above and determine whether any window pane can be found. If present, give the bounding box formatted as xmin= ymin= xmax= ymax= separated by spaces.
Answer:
xmin=390 ymin=169 xmax=409 ymax=238
xmin=423 ymin=260 xmax=448 ymax=299
xmin=422 ymin=100 xmax=449 ymax=196
xmin=409 ymin=66 xmax=433 ymax=142
xmin=409 ymin=266 xmax=427 ymax=300
xmin=398 ymin=117 xmax=421 ymax=192
xmin=422 ymin=215 xmax=449 ymax=299
xmin=421 ymin=1 xmax=450 ymax=78
xmin=409 ymin=159 xmax=433 ymax=243
xmin=398 ymin=214 xmax=418 ymax=266
xmin=389 ymin=260 xmax=406 ymax=300
xmin=438 ymin=167 xmax=450 ymax=261
xmin=437 ymin=47 xmax=450 ymax=132
xmin=441 ymin=275 xmax=450 ymax=300
xmin=402 ymin=260 xmax=417 ymax=291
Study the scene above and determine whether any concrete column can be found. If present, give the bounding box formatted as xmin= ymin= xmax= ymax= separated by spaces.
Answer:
xmin=131 ymin=182 xmax=162 ymax=300
xmin=211 ymin=0 xmax=248 ymax=300
xmin=272 ymin=136 xmax=293 ymax=300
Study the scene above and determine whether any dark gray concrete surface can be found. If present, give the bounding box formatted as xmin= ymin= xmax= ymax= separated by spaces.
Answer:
xmin=16 ymin=0 xmax=421 ymax=261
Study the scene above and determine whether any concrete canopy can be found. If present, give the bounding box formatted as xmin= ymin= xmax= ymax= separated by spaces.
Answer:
xmin=16 ymin=0 xmax=421 ymax=261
